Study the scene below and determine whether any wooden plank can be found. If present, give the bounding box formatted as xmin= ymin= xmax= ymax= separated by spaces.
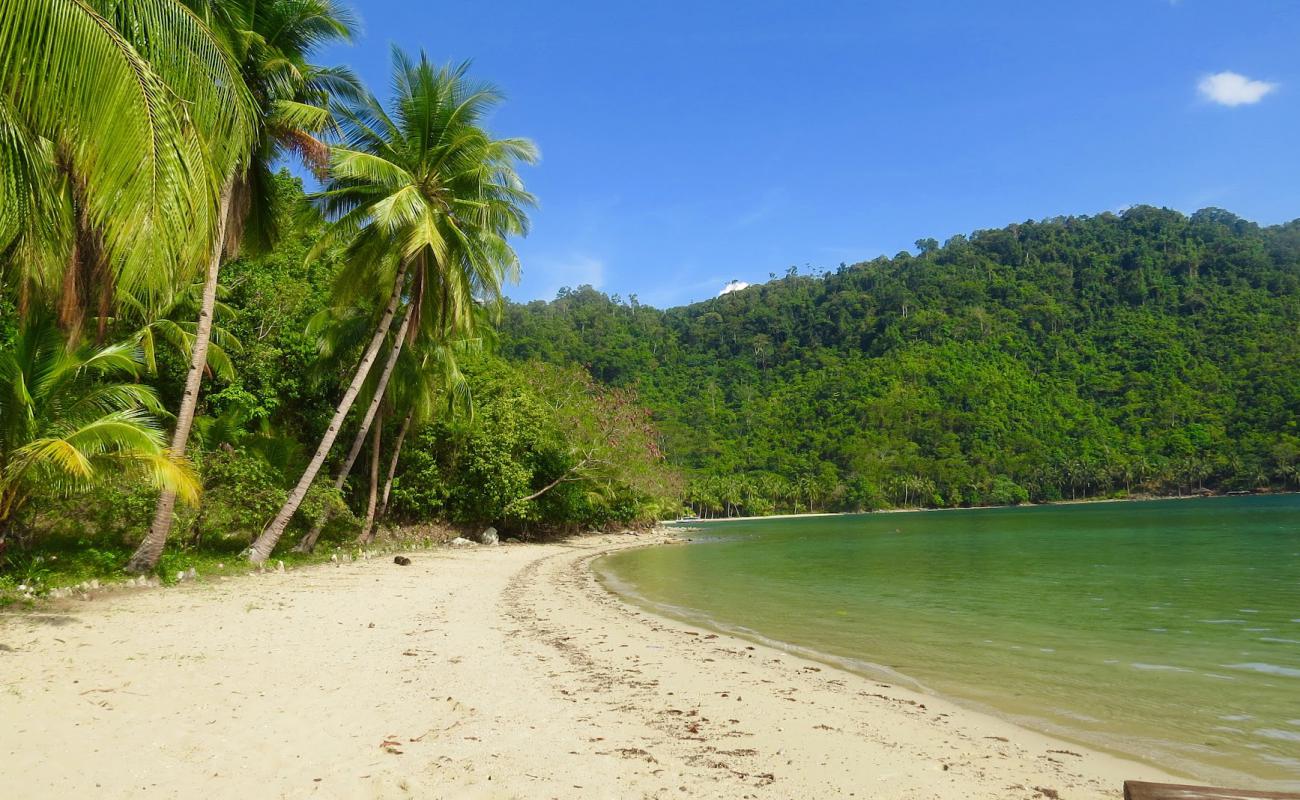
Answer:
xmin=1124 ymin=781 xmax=1300 ymax=800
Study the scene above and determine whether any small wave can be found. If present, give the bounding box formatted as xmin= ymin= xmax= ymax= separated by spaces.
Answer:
xmin=1053 ymin=708 xmax=1101 ymax=723
xmin=1255 ymin=756 xmax=1300 ymax=791
xmin=1222 ymin=662 xmax=1300 ymax=678
xmin=1240 ymin=609 xmax=1261 ymax=614
xmin=1260 ymin=637 xmax=1300 ymax=645
xmin=1257 ymin=728 xmax=1300 ymax=743
xmin=1201 ymin=619 xmax=1247 ymax=625
xmin=1219 ymin=714 xmax=1253 ymax=721
xmin=1132 ymin=663 xmax=1193 ymax=673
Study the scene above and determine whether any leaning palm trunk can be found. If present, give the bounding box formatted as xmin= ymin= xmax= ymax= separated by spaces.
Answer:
xmin=249 ymin=266 xmax=410 ymax=563
xmin=358 ymin=415 xmax=382 ymax=544
xmin=291 ymin=413 xmax=371 ymax=553
xmin=126 ymin=178 xmax=235 ymax=574
xmin=377 ymin=410 xmax=413 ymax=520
xmin=292 ymin=309 xmax=410 ymax=552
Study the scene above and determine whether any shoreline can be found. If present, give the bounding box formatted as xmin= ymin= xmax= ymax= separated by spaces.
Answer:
xmin=671 ymin=489 xmax=1291 ymax=525
xmin=1 ymin=532 xmax=1177 ymax=798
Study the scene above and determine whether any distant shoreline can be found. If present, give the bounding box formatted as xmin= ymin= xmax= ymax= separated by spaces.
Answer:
xmin=668 ymin=489 xmax=1292 ymax=525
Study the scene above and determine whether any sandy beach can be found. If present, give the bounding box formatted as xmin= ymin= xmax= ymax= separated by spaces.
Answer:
xmin=0 ymin=532 xmax=1178 ymax=799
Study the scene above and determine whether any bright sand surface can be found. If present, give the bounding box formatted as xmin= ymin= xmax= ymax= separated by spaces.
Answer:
xmin=0 ymin=532 xmax=1179 ymax=799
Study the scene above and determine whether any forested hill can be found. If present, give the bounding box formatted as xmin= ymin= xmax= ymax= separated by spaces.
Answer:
xmin=501 ymin=206 xmax=1300 ymax=514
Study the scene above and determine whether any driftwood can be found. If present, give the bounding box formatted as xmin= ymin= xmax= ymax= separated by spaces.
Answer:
xmin=1124 ymin=781 xmax=1300 ymax=800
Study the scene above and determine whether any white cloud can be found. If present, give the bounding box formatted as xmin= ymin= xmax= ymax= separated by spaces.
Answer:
xmin=719 ymin=280 xmax=751 ymax=296
xmin=1198 ymin=71 xmax=1277 ymax=107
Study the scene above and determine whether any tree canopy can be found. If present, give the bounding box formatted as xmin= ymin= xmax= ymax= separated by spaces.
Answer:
xmin=501 ymin=206 xmax=1300 ymax=515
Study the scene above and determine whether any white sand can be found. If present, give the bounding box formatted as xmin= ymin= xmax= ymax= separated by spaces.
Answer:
xmin=0 ymin=532 xmax=1178 ymax=798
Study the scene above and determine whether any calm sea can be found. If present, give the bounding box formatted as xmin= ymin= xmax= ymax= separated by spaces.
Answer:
xmin=596 ymin=496 xmax=1300 ymax=789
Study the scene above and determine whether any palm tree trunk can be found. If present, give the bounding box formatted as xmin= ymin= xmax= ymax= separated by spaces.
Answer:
xmin=293 ymin=318 xmax=411 ymax=553
xmin=358 ymin=415 xmax=382 ymax=544
xmin=377 ymin=410 xmax=413 ymax=520
xmin=249 ymin=267 xmax=410 ymax=564
xmin=126 ymin=178 xmax=234 ymax=574
xmin=291 ymin=412 xmax=372 ymax=554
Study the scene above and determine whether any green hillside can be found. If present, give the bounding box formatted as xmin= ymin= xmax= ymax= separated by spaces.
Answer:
xmin=502 ymin=206 xmax=1300 ymax=514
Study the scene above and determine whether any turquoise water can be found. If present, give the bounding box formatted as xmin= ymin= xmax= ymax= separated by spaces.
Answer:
xmin=595 ymin=496 xmax=1300 ymax=789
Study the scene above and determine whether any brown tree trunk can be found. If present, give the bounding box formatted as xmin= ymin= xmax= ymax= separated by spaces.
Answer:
xmin=17 ymin=277 xmax=30 ymax=320
xmin=358 ymin=415 xmax=383 ymax=544
xmin=291 ymin=412 xmax=371 ymax=554
xmin=126 ymin=178 xmax=235 ymax=574
xmin=249 ymin=266 xmax=411 ymax=564
xmin=291 ymin=317 xmax=411 ymax=554
xmin=95 ymin=262 xmax=113 ymax=345
xmin=516 ymin=458 xmax=589 ymax=505
xmin=377 ymin=410 xmax=413 ymax=520
xmin=58 ymin=239 xmax=84 ymax=343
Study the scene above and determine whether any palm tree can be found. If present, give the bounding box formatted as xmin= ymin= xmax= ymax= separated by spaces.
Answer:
xmin=363 ymin=333 xmax=474 ymax=544
xmin=0 ymin=316 xmax=199 ymax=549
xmin=289 ymin=300 xmax=411 ymax=553
xmin=115 ymin=281 xmax=242 ymax=382
xmin=0 ymin=0 xmax=255 ymax=334
xmin=288 ymin=291 xmax=423 ymax=553
xmin=249 ymin=50 xmax=536 ymax=563
xmin=127 ymin=0 xmax=358 ymax=573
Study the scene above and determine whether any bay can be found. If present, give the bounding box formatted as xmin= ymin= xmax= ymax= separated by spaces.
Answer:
xmin=596 ymin=495 xmax=1300 ymax=789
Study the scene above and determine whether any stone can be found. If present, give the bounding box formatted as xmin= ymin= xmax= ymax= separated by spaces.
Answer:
xmin=393 ymin=556 xmax=412 ymax=566
xmin=185 ymin=567 xmax=197 ymax=581
xmin=479 ymin=526 xmax=499 ymax=546
xmin=276 ymin=560 xmax=285 ymax=573
xmin=448 ymin=537 xmax=476 ymax=547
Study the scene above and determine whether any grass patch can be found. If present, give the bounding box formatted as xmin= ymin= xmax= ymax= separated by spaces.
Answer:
xmin=0 ymin=526 xmax=448 ymax=607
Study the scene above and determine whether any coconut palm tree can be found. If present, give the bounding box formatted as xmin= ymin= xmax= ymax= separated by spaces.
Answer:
xmin=248 ymin=49 xmax=536 ymax=563
xmin=360 ymin=333 xmax=475 ymax=543
xmin=377 ymin=336 xmax=475 ymax=522
xmin=288 ymin=300 xmax=407 ymax=553
xmin=0 ymin=0 xmax=255 ymax=333
xmin=292 ymin=314 xmax=475 ymax=553
xmin=126 ymin=0 xmax=359 ymax=573
xmin=114 ymin=281 xmax=242 ymax=381
xmin=0 ymin=316 xmax=199 ymax=550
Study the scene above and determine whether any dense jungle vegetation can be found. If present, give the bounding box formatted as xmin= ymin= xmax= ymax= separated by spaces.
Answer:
xmin=502 ymin=206 xmax=1300 ymax=516
xmin=0 ymin=0 xmax=675 ymax=597
xmin=0 ymin=172 xmax=678 ymax=592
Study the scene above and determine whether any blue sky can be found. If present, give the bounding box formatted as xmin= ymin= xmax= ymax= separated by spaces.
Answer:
xmin=320 ymin=1 xmax=1300 ymax=307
